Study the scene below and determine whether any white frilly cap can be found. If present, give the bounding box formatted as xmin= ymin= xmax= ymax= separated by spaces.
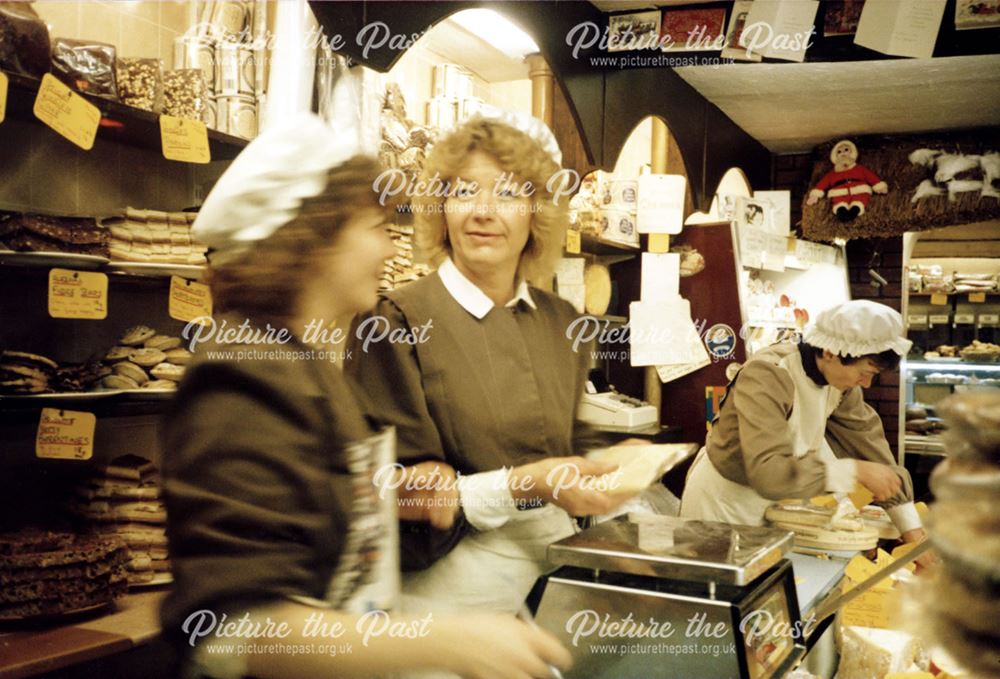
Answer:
xmin=804 ymin=300 xmax=913 ymax=357
xmin=473 ymin=104 xmax=563 ymax=166
xmin=192 ymin=112 xmax=361 ymax=264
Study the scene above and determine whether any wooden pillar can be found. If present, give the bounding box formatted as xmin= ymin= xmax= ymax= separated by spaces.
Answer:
xmin=525 ymin=53 xmax=554 ymax=127
xmin=644 ymin=117 xmax=671 ymax=419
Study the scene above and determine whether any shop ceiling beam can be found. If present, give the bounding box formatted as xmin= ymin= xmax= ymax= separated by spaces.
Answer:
xmin=310 ymin=1 xmax=771 ymax=209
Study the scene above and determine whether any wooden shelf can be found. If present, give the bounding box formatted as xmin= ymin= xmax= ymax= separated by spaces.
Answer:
xmin=2 ymin=70 xmax=247 ymax=161
xmin=580 ymin=233 xmax=640 ymax=256
xmin=0 ymin=590 xmax=166 ymax=679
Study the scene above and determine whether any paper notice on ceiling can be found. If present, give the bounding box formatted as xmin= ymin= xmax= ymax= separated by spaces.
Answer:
xmin=629 ymin=299 xmax=709 ymax=367
xmin=854 ymin=0 xmax=947 ymax=59
xmin=740 ymin=0 xmax=819 ymax=62
xmin=794 ymin=239 xmax=838 ymax=266
xmin=722 ymin=1 xmax=763 ymax=61
xmin=656 ymin=330 xmax=711 ymax=384
xmin=637 ymin=174 xmax=686 ymax=234
xmin=739 ymin=225 xmax=787 ymax=271
xmin=641 ymin=252 xmax=680 ymax=302
xmin=753 ymin=190 xmax=792 ymax=235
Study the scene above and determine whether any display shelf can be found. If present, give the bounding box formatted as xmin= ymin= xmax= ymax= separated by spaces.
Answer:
xmin=905 ymin=360 xmax=1000 ymax=371
xmin=0 ymin=396 xmax=171 ymax=418
xmin=0 ymin=590 xmax=166 ymax=679
xmin=1 ymin=70 xmax=247 ymax=161
xmin=909 ymin=291 xmax=999 ymax=296
xmin=580 ymin=233 xmax=640 ymax=256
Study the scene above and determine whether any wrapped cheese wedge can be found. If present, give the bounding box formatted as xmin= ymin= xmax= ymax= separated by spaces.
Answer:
xmin=586 ymin=444 xmax=691 ymax=496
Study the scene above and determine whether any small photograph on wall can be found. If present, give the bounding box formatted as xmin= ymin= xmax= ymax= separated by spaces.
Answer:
xmin=608 ymin=10 xmax=663 ymax=52
xmin=738 ymin=198 xmax=770 ymax=231
xmin=955 ymin=0 xmax=1000 ymax=29
xmin=824 ymin=0 xmax=866 ymax=36
xmin=659 ymin=7 xmax=727 ymax=51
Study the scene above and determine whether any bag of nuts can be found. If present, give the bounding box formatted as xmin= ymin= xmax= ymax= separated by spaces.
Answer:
xmin=116 ymin=58 xmax=163 ymax=112
xmin=162 ymin=68 xmax=207 ymax=121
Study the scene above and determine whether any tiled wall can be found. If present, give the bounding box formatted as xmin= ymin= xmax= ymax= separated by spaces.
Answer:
xmin=772 ymin=152 xmax=904 ymax=456
xmin=35 ymin=0 xmax=193 ymax=64
xmin=1 ymin=2 xmax=225 ymax=215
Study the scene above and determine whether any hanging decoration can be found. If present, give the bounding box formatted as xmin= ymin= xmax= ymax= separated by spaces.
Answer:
xmin=802 ymin=130 xmax=1000 ymax=241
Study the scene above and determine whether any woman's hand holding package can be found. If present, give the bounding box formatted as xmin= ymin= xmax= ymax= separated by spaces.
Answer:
xmin=854 ymin=460 xmax=902 ymax=501
xmin=508 ymin=456 xmax=633 ymax=517
xmin=434 ymin=614 xmax=572 ymax=679
xmin=394 ymin=461 xmax=460 ymax=531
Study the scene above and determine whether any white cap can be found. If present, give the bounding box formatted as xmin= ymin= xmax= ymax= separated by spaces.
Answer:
xmin=472 ymin=105 xmax=562 ymax=166
xmin=804 ymin=300 xmax=913 ymax=357
xmin=192 ymin=112 xmax=362 ymax=265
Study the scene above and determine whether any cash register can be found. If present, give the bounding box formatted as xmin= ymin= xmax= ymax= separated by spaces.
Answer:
xmin=529 ymin=516 xmax=805 ymax=679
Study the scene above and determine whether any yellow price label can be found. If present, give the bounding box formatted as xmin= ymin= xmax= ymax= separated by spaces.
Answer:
xmin=169 ymin=275 xmax=212 ymax=323
xmin=841 ymin=589 xmax=891 ymax=628
xmin=648 ymin=233 xmax=671 ymax=253
xmin=36 ymin=408 xmax=95 ymax=460
xmin=48 ymin=268 xmax=108 ymax=319
xmin=969 ymin=292 xmax=986 ymax=303
xmin=160 ymin=115 xmax=211 ymax=164
xmin=566 ymin=229 xmax=581 ymax=254
xmin=32 ymin=73 xmax=101 ymax=150
xmin=930 ymin=293 xmax=948 ymax=305
xmin=0 ymin=71 xmax=8 ymax=125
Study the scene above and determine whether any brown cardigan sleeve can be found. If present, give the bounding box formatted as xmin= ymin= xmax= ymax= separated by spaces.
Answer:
xmin=825 ymin=386 xmax=914 ymax=507
xmin=345 ymin=299 xmax=470 ymax=571
xmin=160 ymin=359 xmax=346 ymax=648
xmin=731 ymin=360 xmax=831 ymax=501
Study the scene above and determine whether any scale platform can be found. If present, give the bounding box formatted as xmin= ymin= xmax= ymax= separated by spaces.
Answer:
xmin=532 ymin=517 xmax=805 ymax=679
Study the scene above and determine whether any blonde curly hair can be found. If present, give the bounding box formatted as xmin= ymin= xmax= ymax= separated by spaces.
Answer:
xmin=412 ymin=117 xmax=569 ymax=285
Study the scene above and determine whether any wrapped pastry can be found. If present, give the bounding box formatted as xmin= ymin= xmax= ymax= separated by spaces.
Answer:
xmin=51 ymin=37 xmax=119 ymax=100
xmin=0 ymin=1 xmax=50 ymax=78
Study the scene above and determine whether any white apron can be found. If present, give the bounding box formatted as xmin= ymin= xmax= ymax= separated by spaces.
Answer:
xmin=680 ymin=351 xmax=842 ymax=526
xmin=400 ymin=502 xmax=578 ymax=615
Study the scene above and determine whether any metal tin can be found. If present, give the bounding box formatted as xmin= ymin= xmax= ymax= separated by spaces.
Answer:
xmin=210 ymin=0 xmax=249 ymax=41
xmin=216 ymin=42 xmax=240 ymax=96
xmin=252 ymin=46 xmax=266 ymax=97
xmin=202 ymin=95 xmax=218 ymax=131
xmin=458 ymin=96 xmax=483 ymax=122
xmin=219 ymin=94 xmax=257 ymax=139
xmin=238 ymin=46 xmax=255 ymax=95
xmin=174 ymin=36 xmax=216 ymax=91
xmin=426 ymin=97 xmax=457 ymax=130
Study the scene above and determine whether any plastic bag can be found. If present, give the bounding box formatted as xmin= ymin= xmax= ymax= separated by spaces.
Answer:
xmin=0 ymin=1 xmax=51 ymax=77
xmin=117 ymin=58 xmax=163 ymax=112
xmin=162 ymin=68 xmax=207 ymax=120
xmin=51 ymin=37 xmax=119 ymax=100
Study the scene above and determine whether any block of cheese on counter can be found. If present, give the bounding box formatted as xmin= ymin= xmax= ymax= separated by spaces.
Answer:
xmin=837 ymin=626 xmax=919 ymax=679
xmin=587 ymin=444 xmax=691 ymax=496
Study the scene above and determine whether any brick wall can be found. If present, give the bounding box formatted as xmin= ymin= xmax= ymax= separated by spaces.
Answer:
xmin=773 ymin=153 xmax=904 ymax=455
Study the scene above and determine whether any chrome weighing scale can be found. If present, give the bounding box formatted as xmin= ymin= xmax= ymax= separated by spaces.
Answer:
xmin=528 ymin=516 xmax=805 ymax=679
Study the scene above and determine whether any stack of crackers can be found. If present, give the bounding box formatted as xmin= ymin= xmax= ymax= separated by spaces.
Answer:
xmin=72 ymin=454 xmax=170 ymax=586
xmin=105 ymin=208 xmax=207 ymax=265
xmin=380 ymin=222 xmax=431 ymax=291
xmin=0 ymin=529 xmax=128 ymax=620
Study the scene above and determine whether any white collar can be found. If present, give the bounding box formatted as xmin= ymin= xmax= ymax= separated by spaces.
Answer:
xmin=438 ymin=258 xmax=536 ymax=320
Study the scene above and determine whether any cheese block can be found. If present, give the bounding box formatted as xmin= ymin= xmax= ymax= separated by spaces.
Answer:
xmin=584 ymin=263 xmax=611 ymax=315
xmin=587 ymin=444 xmax=690 ymax=496
xmin=837 ymin=626 xmax=919 ymax=679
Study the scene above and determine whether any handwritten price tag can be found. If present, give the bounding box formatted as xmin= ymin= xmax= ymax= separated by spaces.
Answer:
xmin=169 ymin=275 xmax=212 ymax=323
xmin=32 ymin=73 xmax=101 ymax=150
xmin=48 ymin=268 xmax=108 ymax=319
xmin=565 ymin=229 xmax=581 ymax=254
xmin=0 ymin=71 xmax=8 ymax=125
xmin=969 ymin=292 xmax=986 ymax=303
xmin=35 ymin=408 xmax=95 ymax=460
xmin=160 ymin=115 xmax=211 ymax=164
xmin=648 ymin=233 xmax=671 ymax=253
xmin=930 ymin=293 xmax=948 ymax=306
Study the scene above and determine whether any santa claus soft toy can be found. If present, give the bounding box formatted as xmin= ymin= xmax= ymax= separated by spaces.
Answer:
xmin=807 ymin=139 xmax=888 ymax=222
